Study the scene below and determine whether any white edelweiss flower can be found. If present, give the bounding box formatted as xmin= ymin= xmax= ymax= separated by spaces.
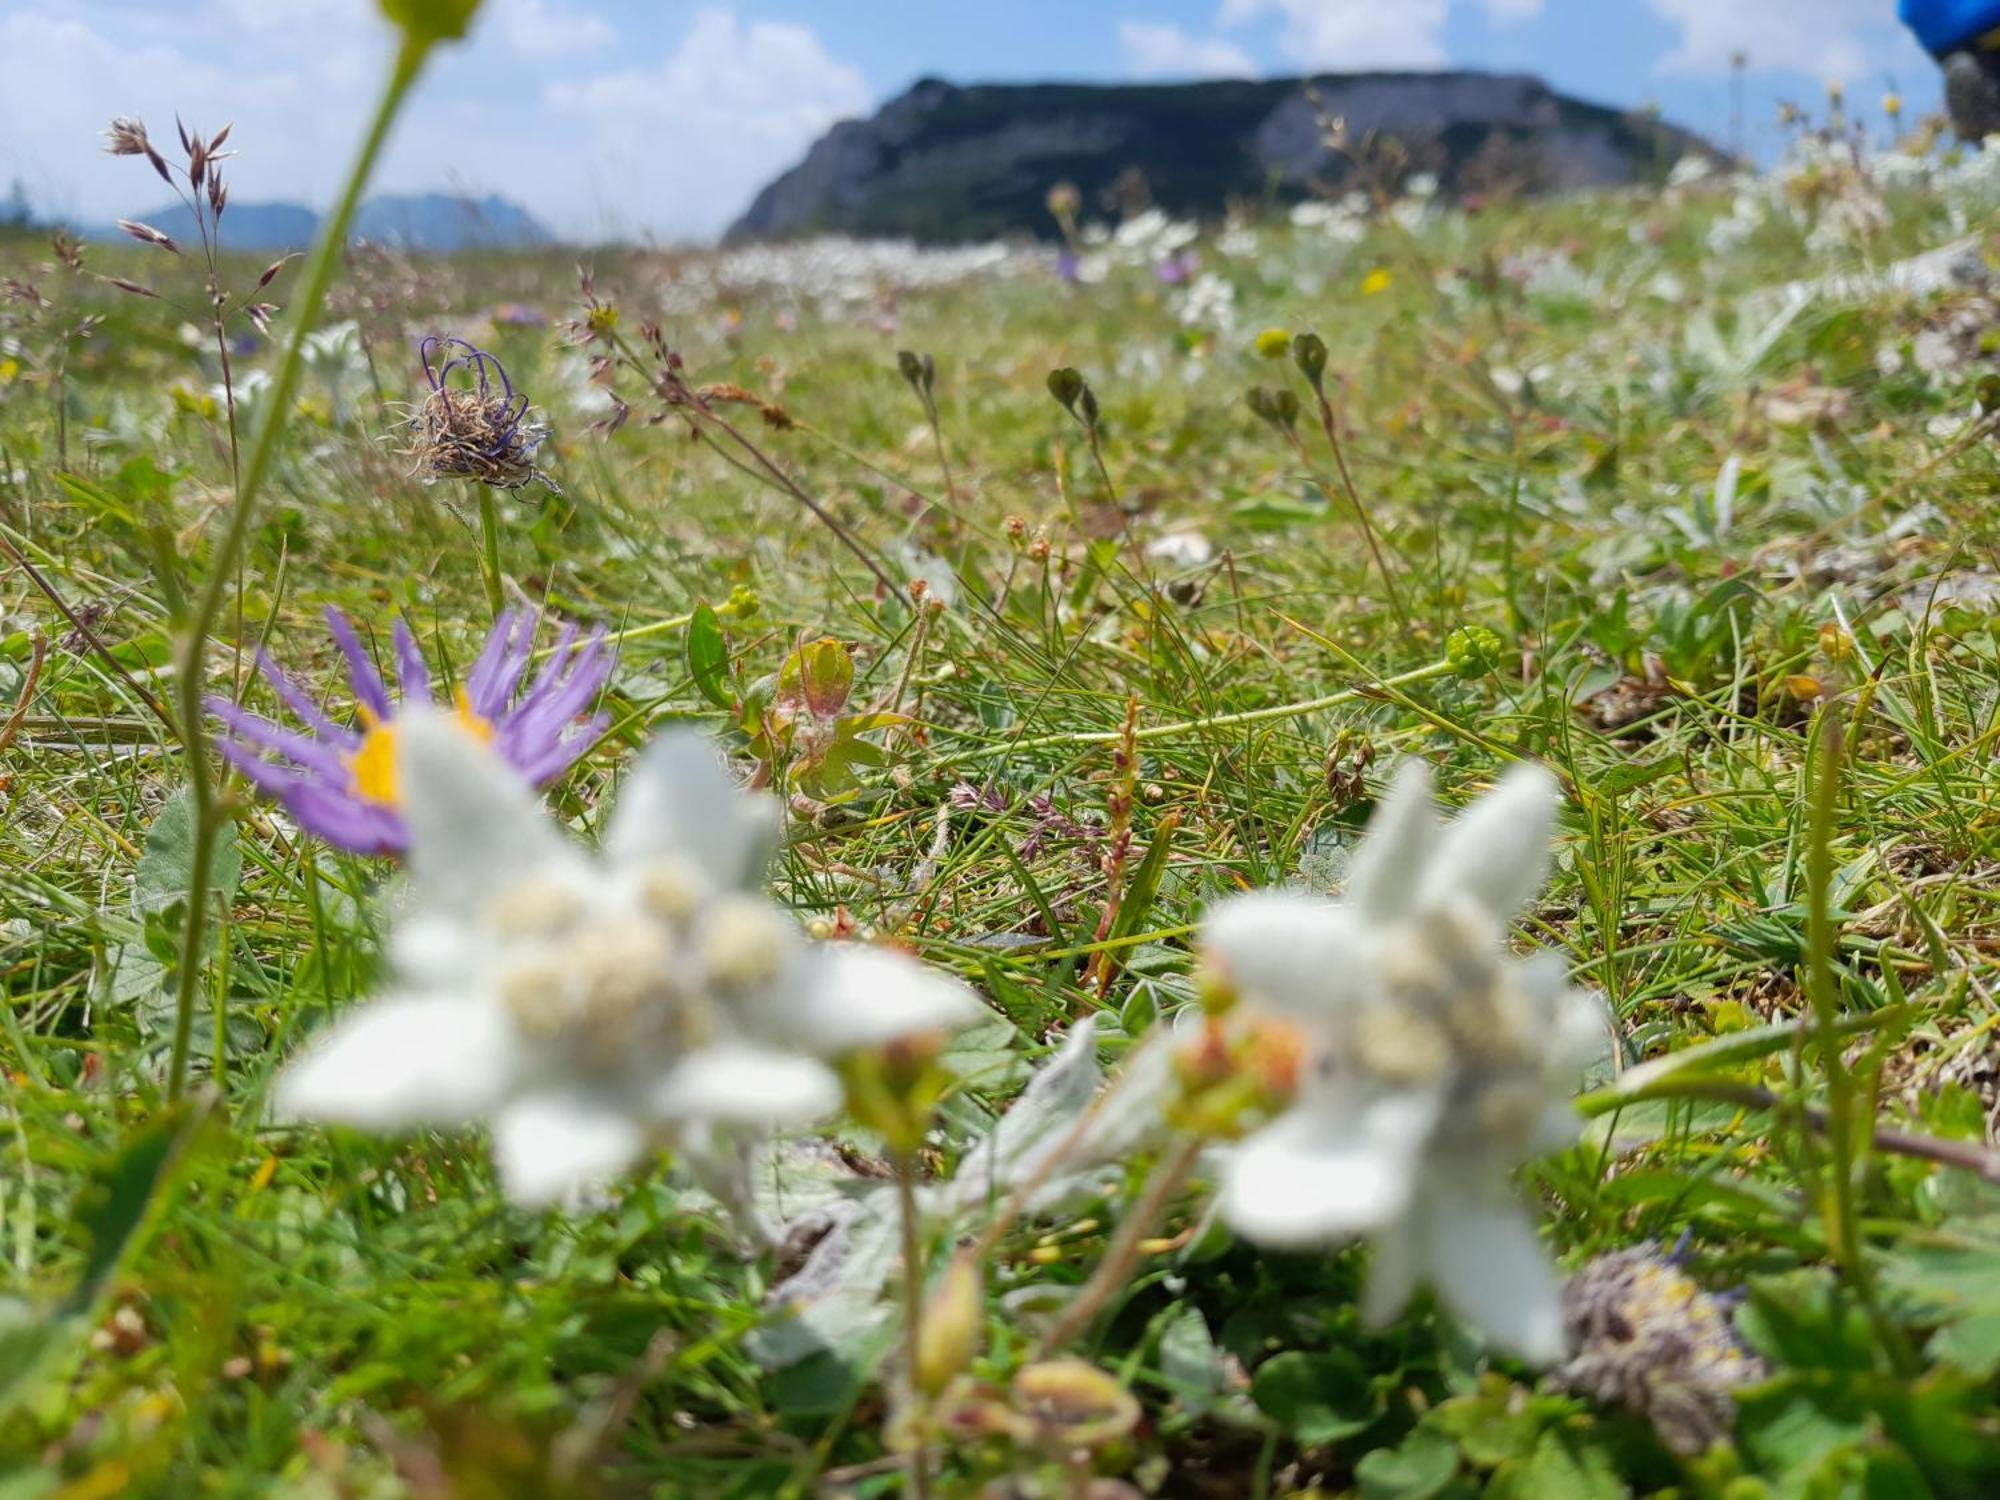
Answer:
xmin=277 ymin=713 xmax=983 ymax=1216
xmin=1204 ymin=760 xmax=1610 ymax=1363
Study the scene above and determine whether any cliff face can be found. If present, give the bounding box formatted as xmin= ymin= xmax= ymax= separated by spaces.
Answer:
xmin=727 ymin=73 xmax=1719 ymax=243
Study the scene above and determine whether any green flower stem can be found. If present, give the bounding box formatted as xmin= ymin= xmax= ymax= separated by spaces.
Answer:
xmin=940 ymin=657 xmax=1456 ymax=761
xmin=166 ymin=36 xmax=434 ymax=1102
xmin=1802 ymin=711 xmax=1916 ymax=1373
xmin=476 ymin=485 xmax=505 ymax=619
xmin=894 ymin=1148 xmax=934 ymax=1500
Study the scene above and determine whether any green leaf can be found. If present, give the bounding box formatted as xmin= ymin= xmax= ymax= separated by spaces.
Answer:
xmin=1229 ymin=493 xmax=1326 ymax=530
xmin=1575 ymin=1008 xmax=1905 ymax=1116
xmin=1157 ymin=1306 xmax=1226 ymax=1417
xmin=1107 ymin=813 xmax=1179 ymax=945
xmin=1251 ymin=1349 xmax=1380 ymax=1446
xmin=1491 ymin=1427 xmax=1629 ymax=1500
xmin=1881 ymin=1218 xmax=2000 ymax=1378
xmin=134 ymin=787 xmax=241 ymax=917
xmin=1427 ymin=1384 xmax=1548 ymax=1469
xmin=1354 ymin=1427 xmax=1462 ymax=1500
xmin=777 ymin=637 xmax=853 ymax=718
xmin=1732 ymin=1378 xmax=1870 ymax=1482
xmin=1736 ymin=1271 xmax=1876 ymax=1375
xmin=684 ymin=600 xmax=735 ymax=710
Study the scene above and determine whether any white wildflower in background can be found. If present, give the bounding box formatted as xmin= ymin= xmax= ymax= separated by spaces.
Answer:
xmin=1201 ymin=761 xmax=1609 ymax=1363
xmin=277 ymin=713 xmax=982 ymax=1217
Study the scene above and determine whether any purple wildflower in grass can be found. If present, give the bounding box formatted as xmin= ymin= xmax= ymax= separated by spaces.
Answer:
xmin=209 ymin=607 xmax=612 ymax=856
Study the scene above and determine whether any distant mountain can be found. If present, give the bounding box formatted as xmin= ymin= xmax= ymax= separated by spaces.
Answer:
xmin=729 ymin=73 xmax=1723 ymax=244
xmin=112 ymin=199 xmax=320 ymax=251
xmin=352 ymin=193 xmax=551 ymax=251
xmin=95 ymin=192 xmax=550 ymax=252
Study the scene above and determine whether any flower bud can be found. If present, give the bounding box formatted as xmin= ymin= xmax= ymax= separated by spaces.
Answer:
xmin=377 ymin=0 xmax=483 ymax=45
xmin=913 ymin=1253 xmax=983 ymax=1397
xmin=1446 ymin=624 xmax=1505 ymax=678
xmin=1010 ymin=1360 xmax=1140 ymax=1452
xmin=1292 ymin=331 xmax=1329 ymax=392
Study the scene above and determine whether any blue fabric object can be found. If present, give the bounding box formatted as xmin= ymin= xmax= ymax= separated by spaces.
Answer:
xmin=1903 ymin=0 xmax=2000 ymax=55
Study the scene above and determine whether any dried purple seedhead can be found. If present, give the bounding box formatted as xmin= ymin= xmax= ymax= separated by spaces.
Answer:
xmin=1553 ymin=1245 xmax=1766 ymax=1457
xmin=401 ymin=334 xmax=552 ymax=491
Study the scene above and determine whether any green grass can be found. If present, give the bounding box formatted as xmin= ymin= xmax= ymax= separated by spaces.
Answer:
xmin=5 ymin=131 xmax=2000 ymax=1497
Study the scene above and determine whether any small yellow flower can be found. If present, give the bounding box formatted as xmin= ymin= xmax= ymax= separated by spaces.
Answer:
xmin=1253 ymin=327 xmax=1293 ymax=359
xmin=1361 ymin=267 xmax=1393 ymax=296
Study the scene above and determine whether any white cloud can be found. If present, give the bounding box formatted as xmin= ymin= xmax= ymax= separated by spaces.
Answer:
xmin=493 ymin=0 xmax=617 ymax=58
xmin=1119 ymin=21 xmax=1258 ymax=79
xmin=0 ymin=4 xmax=383 ymax=225
xmin=547 ymin=9 xmax=870 ymax=241
xmin=1647 ymin=0 xmax=1930 ymax=82
xmin=1219 ymin=0 xmax=1450 ymax=69
xmin=0 ymin=2 xmax=863 ymax=242
xmin=1213 ymin=0 xmax=1541 ymax=72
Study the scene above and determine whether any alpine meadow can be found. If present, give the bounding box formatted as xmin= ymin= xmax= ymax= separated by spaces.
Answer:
xmin=6 ymin=2 xmax=2000 ymax=1496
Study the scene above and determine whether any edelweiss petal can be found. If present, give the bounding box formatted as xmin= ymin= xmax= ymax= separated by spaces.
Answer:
xmin=1200 ymin=889 xmax=1363 ymax=1018
xmin=787 ymin=944 xmax=985 ymax=1055
xmin=400 ymin=709 xmax=587 ymax=919
xmin=1220 ymin=1094 xmax=1434 ymax=1246
xmin=275 ymin=714 xmax=984 ymax=1218
xmin=605 ymin=729 xmax=778 ymax=891
xmin=491 ymin=1093 xmax=648 ymax=1207
xmin=652 ymin=1044 xmax=844 ymax=1126
xmin=1416 ymin=763 xmax=1559 ymax=922
xmin=276 ymin=992 xmax=520 ymax=1128
xmin=1420 ymin=1190 xmax=1566 ymax=1364
xmin=1344 ymin=760 xmax=1437 ymax=921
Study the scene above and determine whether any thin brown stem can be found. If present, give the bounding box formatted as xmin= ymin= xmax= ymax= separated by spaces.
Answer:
xmin=0 ymin=535 xmax=176 ymax=731
xmin=1610 ymin=1077 xmax=2000 ymax=1185
xmin=1033 ymin=1134 xmax=1202 ymax=1358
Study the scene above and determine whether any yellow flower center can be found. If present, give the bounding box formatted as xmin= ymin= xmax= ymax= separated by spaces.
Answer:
xmin=345 ymin=690 xmax=494 ymax=808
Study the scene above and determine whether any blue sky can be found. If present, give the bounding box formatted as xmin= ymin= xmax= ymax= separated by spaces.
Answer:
xmin=0 ymin=1 xmax=1942 ymax=242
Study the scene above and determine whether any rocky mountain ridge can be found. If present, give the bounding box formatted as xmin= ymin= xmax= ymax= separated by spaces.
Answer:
xmin=729 ymin=72 xmax=1720 ymax=243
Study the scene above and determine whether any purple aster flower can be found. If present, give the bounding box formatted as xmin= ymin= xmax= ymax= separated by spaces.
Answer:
xmin=209 ymin=607 xmax=612 ymax=856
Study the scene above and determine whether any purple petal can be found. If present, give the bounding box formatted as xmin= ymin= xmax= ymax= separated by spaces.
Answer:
xmin=496 ymin=632 xmax=612 ymax=764
xmin=283 ymin=777 xmax=407 ymax=855
xmin=324 ymin=607 xmax=392 ymax=719
xmin=473 ymin=611 xmax=539 ymax=720
xmin=507 ymin=624 xmax=590 ymax=724
xmin=508 ymin=711 xmax=609 ymax=786
xmin=465 ymin=608 xmax=522 ymax=713
xmin=208 ymin=697 xmax=353 ymax=781
xmin=255 ymin=651 xmax=350 ymax=743
xmin=391 ymin=620 xmax=433 ymax=704
xmin=216 ymin=738 xmax=318 ymax=801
